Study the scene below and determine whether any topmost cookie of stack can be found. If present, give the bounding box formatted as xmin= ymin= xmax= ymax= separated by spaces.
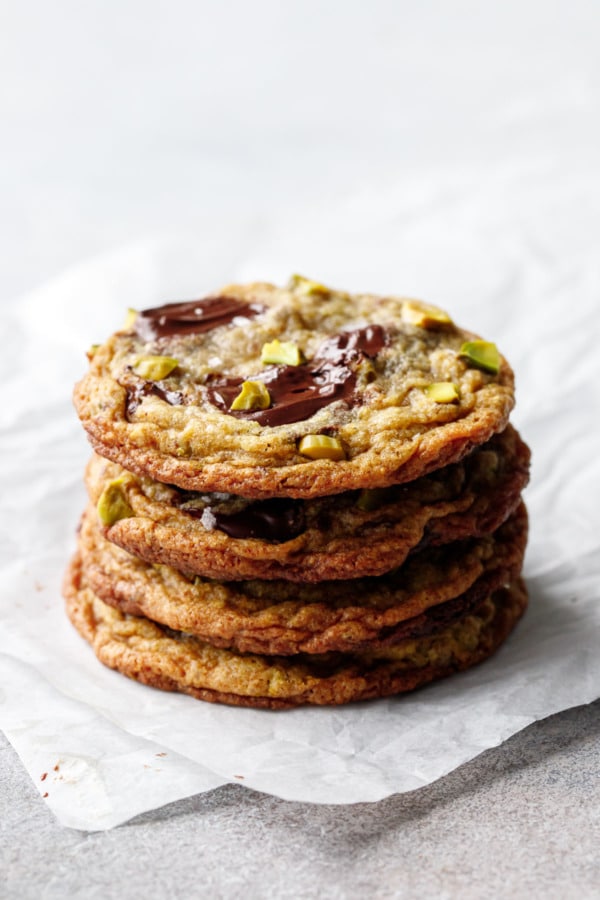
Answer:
xmin=74 ymin=276 xmax=515 ymax=499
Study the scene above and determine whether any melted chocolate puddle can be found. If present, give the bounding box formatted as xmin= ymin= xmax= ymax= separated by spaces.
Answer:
xmin=207 ymin=324 xmax=387 ymax=426
xmin=135 ymin=296 xmax=266 ymax=340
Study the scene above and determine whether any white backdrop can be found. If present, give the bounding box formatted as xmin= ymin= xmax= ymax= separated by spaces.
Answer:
xmin=1 ymin=0 xmax=598 ymax=301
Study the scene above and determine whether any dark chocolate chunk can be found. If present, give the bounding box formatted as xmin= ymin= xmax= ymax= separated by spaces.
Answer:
xmin=135 ymin=297 xmax=265 ymax=340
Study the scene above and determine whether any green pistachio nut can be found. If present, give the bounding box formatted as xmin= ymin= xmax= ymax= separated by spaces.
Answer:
xmin=230 ymin=380 xmax=271 ymax=411
xmin=459 ymin=340 xmax=500 ymax=375
xmin=424 ymin=382 xmax=460 ymax=403
xmin=97 ymin=478 xmax=134 ymax=526
xmin=133 ymin=355 xmax=179 ymax=381
xmin=288 ymin=274 xmax=331 ymax=296
xmin=261 ymin=339 xmax=304 ymax=366
xmin=402 ymin=300 xmax=453 ymax=328
xmin=298 ymin=434 xmax=346 ymax=460
xmin=123 ymin=307 xmax=138 ymax=330
xmin=356 ymin=357 xmax=377 ymax=384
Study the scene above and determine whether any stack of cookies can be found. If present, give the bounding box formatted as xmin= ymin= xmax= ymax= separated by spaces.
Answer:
xmin=65 ymin=276 xmax=530 ymax=709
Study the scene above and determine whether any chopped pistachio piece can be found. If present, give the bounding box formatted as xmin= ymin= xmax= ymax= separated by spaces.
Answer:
xmin=133 ymin=355 xmax=179 ymax=381
xmin=288 ymin=274 xmax=330 ymax=296
xmin=459 ymin=340 xmax=500 ymax=375
xmin=261 ymin=339 xmax=304 ymax=366
xmin=123 ymin=307 xmax=138 ymax=330
xmin=424 ymin=381 xmax=460 ymax=403
xmin=230 ymin=380 xmax=271 ymax=411
xmin=298 ymin=434 xmax=346 ymax=460
xmin=97 ymin=478 xmax=133 ymax=526
xmin=402 ymin=300 xmax=453 ymax=328
xmin=356 ymin=487 xmax=388 ymax=511
xmin=355 ymin=357 xmax=377 ymax=384
xmin=86 ymin=344 xmax=100 ymax=361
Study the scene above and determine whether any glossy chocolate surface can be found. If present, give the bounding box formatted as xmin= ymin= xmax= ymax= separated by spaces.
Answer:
xmin=316 ymin=324 xmax=387 ymax=360
xmin=134 ymin=297 xmax=265 ymax=340
xmin=126 ymin=381 xmax=184 ymax=417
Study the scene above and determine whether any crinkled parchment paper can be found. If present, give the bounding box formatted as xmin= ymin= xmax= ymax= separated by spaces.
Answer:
xmin=1 ymin=161 xmax=599 ymax=830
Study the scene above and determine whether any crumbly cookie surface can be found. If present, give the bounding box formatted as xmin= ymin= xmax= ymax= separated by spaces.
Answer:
xmin=64 ymin=562 xmax=528 ymax=709
xmin=86 ymin=425 xmax=529 ymax=581
xmin=75 ymin=502 xmax=527 ymax=655
xmin=74 ymin=279 xmax=515 ymax=497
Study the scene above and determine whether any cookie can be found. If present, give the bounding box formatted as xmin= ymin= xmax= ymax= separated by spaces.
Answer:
xmin=74 ymin=277 xmax=515 ymax=498
xmin=86 ymin=425 xmax=529 ymax=582
xmin=74 ymin=502 xmax=528 ymax=655
xmin=64 ymin=560 xmax=528 ymax=709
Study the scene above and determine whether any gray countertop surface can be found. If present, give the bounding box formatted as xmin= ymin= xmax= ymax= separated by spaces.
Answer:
xmin=3 ymin=701 xmax=599 ymax=899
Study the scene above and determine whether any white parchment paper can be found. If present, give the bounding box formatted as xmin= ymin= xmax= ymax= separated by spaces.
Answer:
xmin=1 ymin=160 xmax=599 ymax=830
